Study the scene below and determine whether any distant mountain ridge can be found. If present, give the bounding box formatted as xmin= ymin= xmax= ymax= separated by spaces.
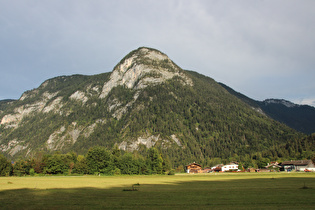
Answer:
xmin=219 ymin=83 xmax=315 ymax=134
xmin=0 ymin=47 xmax=312 ymax=166
xmin=262 ymin=99 xmax=298 ymax=108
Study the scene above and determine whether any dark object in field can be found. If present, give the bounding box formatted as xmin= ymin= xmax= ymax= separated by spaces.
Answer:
xmin=123 ymin=183 xmax=140 ymax=191
xmin=301 ymin=182 xmax=311 ymax=189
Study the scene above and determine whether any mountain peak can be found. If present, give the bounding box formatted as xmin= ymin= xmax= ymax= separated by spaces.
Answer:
xmin=123 ymin=47 xmax=169 ymax=61
xmin=113 ymin=47 xmax=176 ymax=72
xmin=99 ymin=47 xmax=192 ymax=98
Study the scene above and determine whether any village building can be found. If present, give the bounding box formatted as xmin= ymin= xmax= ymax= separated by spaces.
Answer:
xmin=185 ymin=162 xmax=203 ymax=173
xmin=211 ymin=164 xmax=224 ymax=172
xmin=280 ymin=160 xmax=315 ymax=172
xmin=256 ymin=168 xmax=271 ymax=172
xmin=221 ymin=162 xmax=239 ymax=172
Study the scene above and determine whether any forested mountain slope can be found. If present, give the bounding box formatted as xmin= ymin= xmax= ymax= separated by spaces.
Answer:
xmin=219 ymin=83 xmax=315 ymax=134
xmin=0 ymin=47 xmax=310 ymax=166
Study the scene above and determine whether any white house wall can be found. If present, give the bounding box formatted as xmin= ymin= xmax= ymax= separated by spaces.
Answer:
xmin=222 ymin=164 xmax=238 ymax=172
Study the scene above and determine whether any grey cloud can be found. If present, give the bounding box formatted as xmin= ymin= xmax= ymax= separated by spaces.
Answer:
xmin=0 ymin=0 xmax=314 ymax=106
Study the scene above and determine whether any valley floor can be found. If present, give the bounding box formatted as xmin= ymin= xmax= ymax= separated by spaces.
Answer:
xmin=0 ymin=172 xmax=314 ymax=209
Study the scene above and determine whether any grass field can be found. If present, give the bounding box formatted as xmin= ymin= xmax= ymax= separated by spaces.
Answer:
xmin=0 ymin=172 xmax=314 ymax=209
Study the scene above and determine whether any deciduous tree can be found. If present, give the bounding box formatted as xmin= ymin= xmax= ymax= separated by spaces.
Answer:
xmin=0 ymin=154 xmax=11 ymax=176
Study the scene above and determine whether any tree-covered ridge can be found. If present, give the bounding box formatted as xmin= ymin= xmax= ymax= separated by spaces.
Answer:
xmin=258 ymin=101 xmax=315 ymax=134
xmin=219 ymin=83 xmax=315 ymax=134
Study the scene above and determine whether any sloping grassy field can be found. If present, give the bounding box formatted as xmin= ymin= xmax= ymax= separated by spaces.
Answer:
xmin=0 ymin=172 xmax=314 ymax=209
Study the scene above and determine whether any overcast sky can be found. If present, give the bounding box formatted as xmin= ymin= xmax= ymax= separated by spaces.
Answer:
xmin=1 ymin=0 xmax=314 ymax=106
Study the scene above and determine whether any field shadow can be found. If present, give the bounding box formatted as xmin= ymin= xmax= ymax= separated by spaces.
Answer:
xmin=0 ymin=176 xmax=314 ymax=209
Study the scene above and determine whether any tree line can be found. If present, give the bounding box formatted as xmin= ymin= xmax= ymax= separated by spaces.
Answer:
xmin=0 ymin=146 xmax=172 ymax=177
xmin=1 ymin=140 xmax=314 ymax=177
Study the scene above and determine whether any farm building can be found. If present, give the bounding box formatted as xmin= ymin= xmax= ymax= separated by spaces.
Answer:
xmin=280 ymin=160 xmax=315 ymax=172
xmin=186 ymin=163 xmax=202 ymax=173
xmin=256 ymin=168 xmax=270 ymax=173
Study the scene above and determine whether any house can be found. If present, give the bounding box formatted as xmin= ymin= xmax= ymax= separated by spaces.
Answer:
xmin=280 ymin=160 xmax=315 ymax=172
xmin=186 ymin=162 xmax=202 ymax=173
xmin=221 ymin=162 xmax=239 ymax=172
xmin=256 ymin=168 xmax=271 ymax=173
xmin=211 ymin=164 xmax=224 ymax=172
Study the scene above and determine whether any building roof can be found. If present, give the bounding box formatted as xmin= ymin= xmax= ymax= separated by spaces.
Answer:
xmin=281 ymin=160 xmax=312 ymax=166
xmin=186 ymin=162 xmax=202 ymax=167
xmin=266 ymin=162 xmax=281 ymax=168
xmin=224 ymin=162 xmax=238 ymax=166
xmin=212 ymin=164 xmax=224 ymax=168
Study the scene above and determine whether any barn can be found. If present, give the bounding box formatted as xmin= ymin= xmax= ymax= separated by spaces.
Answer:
xmin=280 ymin=160 xmax=315 ymax=172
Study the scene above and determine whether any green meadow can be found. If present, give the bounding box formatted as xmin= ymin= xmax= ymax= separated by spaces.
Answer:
xmin=0 ymin=173 xmax=314 ymax=209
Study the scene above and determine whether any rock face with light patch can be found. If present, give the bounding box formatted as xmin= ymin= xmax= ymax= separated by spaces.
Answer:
xmin=99 ymin=47 xmax=192 ymax=98
xmin=70 ymin=91 xmax=88 ymax=104
xmin=118 ymin=134 xmax=183 ymax=152
xmin=0 ymin=91 xmax=60 ymax=128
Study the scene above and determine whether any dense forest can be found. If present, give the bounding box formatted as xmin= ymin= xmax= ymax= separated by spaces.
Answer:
xmin=219 ymin=83 xmax=315 ymax=134
xmin=0 ymin=146 xmax=171 ymax=176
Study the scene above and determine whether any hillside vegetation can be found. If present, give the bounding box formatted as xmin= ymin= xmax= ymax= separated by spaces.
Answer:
xmin=220 ymin=83 xmax=315 ymax=134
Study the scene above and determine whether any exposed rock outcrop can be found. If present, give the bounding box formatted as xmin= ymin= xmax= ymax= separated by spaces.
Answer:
xmin=118 ymin=135 xmax=160 ymax=151
xmin=99 ymin=48 xmax=192 ymax=99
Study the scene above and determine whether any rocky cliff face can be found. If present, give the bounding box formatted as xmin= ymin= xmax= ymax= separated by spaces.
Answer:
xmin=99 ymin=47 xmax=192 ymax=98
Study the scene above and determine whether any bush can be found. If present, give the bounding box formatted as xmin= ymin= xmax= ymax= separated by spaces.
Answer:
xmin=168 ymin=170 xmax=175 ymax=175
xmin=29 ymin=168 xmax=35 ymax=176
xmin=113 ymin=168 xmax=121 ymax=175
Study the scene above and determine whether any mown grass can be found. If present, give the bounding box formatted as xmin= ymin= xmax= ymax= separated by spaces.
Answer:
xmin=0 ymin=172 xmax=314 ymax=209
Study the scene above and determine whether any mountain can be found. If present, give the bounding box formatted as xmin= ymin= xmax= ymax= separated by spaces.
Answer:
xmin=0 ymin=47 xmax=309 ymax=166
xmin=219 ymin=83 xmax=315 ymax=134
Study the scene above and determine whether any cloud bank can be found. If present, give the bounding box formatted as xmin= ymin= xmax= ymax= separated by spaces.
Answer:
xmin=0 ymin=0 xmax=314 ymax=106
